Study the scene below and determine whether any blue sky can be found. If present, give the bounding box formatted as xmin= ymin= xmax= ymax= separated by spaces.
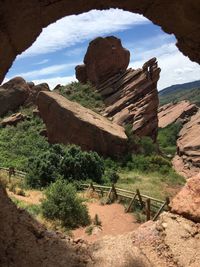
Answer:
xmin=4 ymin=9 xmax=200 ymax=91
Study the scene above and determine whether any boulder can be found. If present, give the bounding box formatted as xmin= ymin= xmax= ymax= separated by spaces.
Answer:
xmin=76 ymin=36 xmax=130 ymax=85
xmin=1 ymin=112 xmax=27 ymax=127
xmin=100 ymin=58 xmax=160 ymax=141
xmin=170 ymin=174 xmax=200 ymax=223
xmin=0 ymin=77 xmax=30 ymax=117
xmin=173 ymin=110 xmax=200 ymax=178
xmin=158 ymin=101 xmax=198 ymax=128
xmin=26 ymin=82 xmax=50 ymax=105
xmin=37 ymin=91 xmax=127 ymax=157
xmin=75 ymin=65 xmax=87 ymax=84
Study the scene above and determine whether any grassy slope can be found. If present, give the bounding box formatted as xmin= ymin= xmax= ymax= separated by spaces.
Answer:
xmin=55 ymin=82 xmax=105 ymax=113
xmin=159 ymin=86 xmax=200 ymax=107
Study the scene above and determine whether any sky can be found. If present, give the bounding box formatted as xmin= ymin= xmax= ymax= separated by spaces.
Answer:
xmin=3 ymin=9 xmax=200 ymax=91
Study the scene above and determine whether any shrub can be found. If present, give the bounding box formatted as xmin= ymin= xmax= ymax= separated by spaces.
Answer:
xmin=26 ymin=144 xmax=105 ymax=188
xmin=60 ymin=145 xmax=105 ymax=183
xmin=41 ymin=179 xmax=90 ymax=228
xmin=105 ymin=170 xmax=120 ymax=184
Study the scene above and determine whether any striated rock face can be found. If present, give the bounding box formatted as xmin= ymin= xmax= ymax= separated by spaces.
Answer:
xmin=37 ymin=91 xmax=127 ymax=157
xmin=0 ymin=1 xmax=199 ymax=84
xmin=76 ymin=37 xmax=160 ymax=141
xmin=1 ymin=112 xmax=27 ymax=127
xmin=158 ymin=101 xmax=199 ymax=128
xmin=0 ymin=77 xmax=30 ymax=117
xmin=173 ymin=109 xmax=200 ymax=178
xmin=99 ymin=58 xmax=160 ymax=141
xmin=170 ymin=174 xmax=200 ymax=223
xmin=75 ymin=36 xmax=130 ymax=85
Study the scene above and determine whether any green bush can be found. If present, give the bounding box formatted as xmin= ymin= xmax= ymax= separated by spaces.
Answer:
xmin=105 ymin=170 xmax=120 ymax=184
xmin=26 ymin=144 xmax=105 ymax=188
xmin=41 ymin=179 xmax=90 ymax=228
xmin=128 ymin=155 xmax=171 ymax=173
xmin=60 ymin=145 xmax=105 ymax=183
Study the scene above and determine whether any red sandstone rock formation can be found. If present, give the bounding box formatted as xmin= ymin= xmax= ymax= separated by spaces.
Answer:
xmin=75 ymin=36 xmax=130 ymax=85
xmin=76 ymin=37 xmax=160 ymax=141
xmin=0 ymin=77 xmax=50 ymax=117
xmin=170 ymin=174 xmax=200 ymax=223
xmin=0 ymin=1 xmax=199 ymax=84
xmin=173 ymin=109 xmax=200 ymax=178
xmin=37 ymin=91 xmax=127 ymax=157
xmin=101 ymin=58 xmax=160 ymax=141
xmin=158 ymin=101 xmax=198 ymax=128
xmin=1 ymin=112 xmax=27 ymax=127
xmin=0 ymin=77 xmax=30 ymax=117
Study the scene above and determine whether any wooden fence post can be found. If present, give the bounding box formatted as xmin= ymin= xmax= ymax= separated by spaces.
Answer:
xmin=136 ymin=189 xmax=144 ymax=208
xmin=126 ymin=193 xmax=137 ymax=212
xmin=145 ymin=198 xmax=151 ymax=221
xmin=153 ymin=197 xmax=169 ymax=221
xmin=111 ymin=183 xmax=118 ymax=200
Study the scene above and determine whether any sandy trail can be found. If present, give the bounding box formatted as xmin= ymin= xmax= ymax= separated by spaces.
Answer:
xmin=73 ymin=202 xmax=139 ymax=242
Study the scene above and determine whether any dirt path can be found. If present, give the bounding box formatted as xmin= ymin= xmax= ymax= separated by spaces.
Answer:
xmin=73 ymin=202 xmax=139 ymax=243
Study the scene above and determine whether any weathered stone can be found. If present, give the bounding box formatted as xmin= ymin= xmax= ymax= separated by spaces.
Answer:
xmin=158 ymin=101 xmax=198 ymax=128
xmin=101 ymin=58 xmax=160 ymax=141
xmin=173 ymin=109 xmax=200 ymax=178
xmin=0 ymin=1 xmax=199 ymax=84
xmin=170 ymin=174 xmax=200 ymax=223
xmin=26 ymin=83 xmax=50 ymax=105
xmin=79 ymin=36 xmax=130 ymax=85
xmin=37 ymin=91 xmax=127 ymax=157
xmin=1 ymin=112 xmax=27 ymax=127
xmin=75 ymin=64 xmax=87 ymax=84
xmin=0 ymin=77 xmax=30 ymax=117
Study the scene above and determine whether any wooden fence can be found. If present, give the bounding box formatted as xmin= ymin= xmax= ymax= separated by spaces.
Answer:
xmin=81 ymin=183 xmax=170 ymax=221
xmin=0 ymin=167 xmax=169 ymax=221
xmin=0 ymin=167 xmax=26 ymax=178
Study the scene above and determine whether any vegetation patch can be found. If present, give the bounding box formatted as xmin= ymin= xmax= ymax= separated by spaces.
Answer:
xmin=41 ymin=179 xmax=90 ymax=228
xmin=55 ymin=82 xmax=105 ymax=113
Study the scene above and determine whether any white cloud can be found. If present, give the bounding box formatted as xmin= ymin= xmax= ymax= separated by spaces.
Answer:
xmin=33 ymin=75 xmax=77 ymax=89
xmin=15 ymin=62 xmax=80 ymax=80
xmin=33 ymin=59 xmax=49 ymax=65
xmin=19 ymin=9 xmax=149 ymax=58
xmin=129 ymin=43 xmax=200 ymax=90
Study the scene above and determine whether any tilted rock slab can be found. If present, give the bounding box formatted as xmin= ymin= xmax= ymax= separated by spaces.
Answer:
xmin=158 ymin=100 xmax=199 ymax=128
xmin=173 ymin=109 xmax=200 ymax=178
xmin=100 ymin=58 xmax=160 ymax=141
xmin=37 ymin=91 xmax=127 ymax=157
xmin=170 ymin=174 xmax=200 ymax=223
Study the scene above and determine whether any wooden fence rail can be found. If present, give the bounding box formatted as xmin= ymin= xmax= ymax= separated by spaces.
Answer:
xmin=81 ymin=183 xmax=169 ymax=221
xmin=0 ymin=167 xmax=26 ymax=177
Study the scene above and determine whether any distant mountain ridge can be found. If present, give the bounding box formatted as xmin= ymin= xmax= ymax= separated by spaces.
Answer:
xmin=159 ymin=80 xmax=200 ymax=106
xmin=159 ymin=80 xmax=200 ymax=96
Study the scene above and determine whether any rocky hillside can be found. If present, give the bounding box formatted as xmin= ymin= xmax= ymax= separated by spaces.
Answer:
xmin=159 ymin=80 xmax=200 ymax=107
xmin=76 ymin=36 xmax=160 ymax=141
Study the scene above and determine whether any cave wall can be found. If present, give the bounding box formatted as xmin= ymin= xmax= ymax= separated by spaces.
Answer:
xmin=0 ymin=0 xmax=200 ymax=83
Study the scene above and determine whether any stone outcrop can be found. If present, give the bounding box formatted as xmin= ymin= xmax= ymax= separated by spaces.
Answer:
xmin=101 ymin=58 xmax=160 ymax=141
xmin=1 ymin=112 xmax=27 ymax=127
xmin=170 ymin=174 xmax=200 ymax=223
xmin=37 ymin=91 xmax=127 ymax=157
xmin=76 ymin=36 xmax=130 ymax=85
xmin=0 ymin=184 xmax=91 ymax=267
xmin=173 ymin=109 xmax=200 ymax=178
xmin=0 ymin=1 xmax=199 ymax=84
xmin=0 ymin=77 xmax=30 ymax=117
xmin=76 ymin=37 xmax=160 ymax=141
xmin=158 ymin=101 xmax=198 ymax=128
xmin=0 ymin=77 xmax=50 ymax=116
